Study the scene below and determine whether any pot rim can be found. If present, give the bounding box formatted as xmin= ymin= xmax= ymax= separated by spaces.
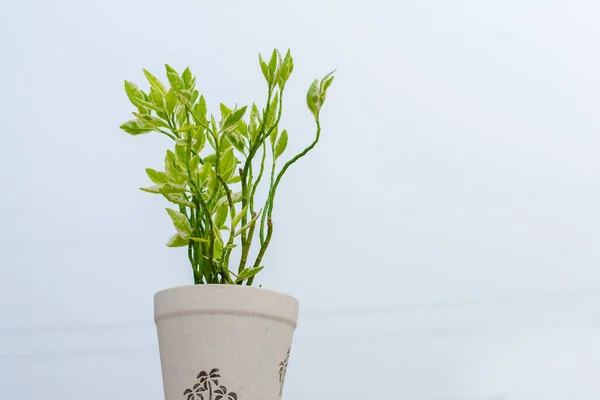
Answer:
xmin=154 ymin=283 xmax=298 ymax=302
xmin=154 ymin=284 xmax=299 ymax=328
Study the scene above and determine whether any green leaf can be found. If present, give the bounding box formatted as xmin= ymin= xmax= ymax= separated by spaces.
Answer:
xmin=213 ymin=223 xmax=224 ymax=243
xmin=251 ymin=103 xmax=261 ymax=123
xmin=211 ymin=115 xmax=218 ymax=135
xmin=215 ymin=190 xmax=242 ymax=210
xmin=166 ymin=167 xmax=188 ymax=186
xmin=220 ymin=103 xmax=232 ymax=119
xmin=124 ymin=81 xmax=145 ymax=108
xmin=234 ymin=211 xmax=260 ymax=237
xmin=203 ymin=153 xmax=217 ymax=165
xmin=120 ymin=119 xmax=154 ymax=135
xmin=320 ymin=70 xmax=336 ymax=103
xmin=280 ymin=49 xmax=294 ymax=85
xmin=215 ymin=202 xmax=228 ymax=229
xmin=222 ymin=106 xmax=247 ymax=131
xmin=163 ymin=184 xmax=187 ymax=194
xmin=139 ymin=185 xmax=163 ymax=194
xmin=165 ymin=64 xmax=184 ymax=91
xmin=130 ymin=98 xmax=155 ymax=113
xmin=190 ymin=237 xmax=209 ymax=243
xmin=193 ymin=127 xmax=206 ymax=153
xmin=227 ymin=175 xmax=241 ymax=184
xmin=189 ymin=154 xmax=200 ymax=172
xmin=164 ymin=149 xmax=176 ymax=176
xmin=306 ymin=79 xmax=320 ymax=118
xmin=190 ymin=90 xmax=199 ymax=106
xmin=174 ymin=125 xmax=196 ymax=133
xmin=268 ymin=49 xmax=278 ymax=81
xmin=175 ymin=140 xmax=189 ymax=165
xmin=176 ymin=105 xmax=187 ymax=126
xmin=163 ymin=193 xmax=194 ymax=208
xmin=140 ymin=183 xmax=187 ymax=194
xmin=320 ymin=70 xmax=336 ymax=93
xmin=249 ymin=103 xmax=260 ymax=140
xmin=133 ymin=113 xmax=169 ymax=129
xmin=270 ymin=126 xmax=278 ymax=148
xmin=182 ymin=67 xmax=192 ymax=89
xmin=149 ymin=88 xmax=165 ymax=111
xmin=166 ymin=208 xmax=192 ymax=239
xmin=175 ymin=89 xmax=192 ymax=104
xmin=166 ymin=233 xmax=189 ymax=247
xmin=143 ymin=69 xmax=167 ymax=97
xmin=231 ymin=204 xmax=248 ymax=229
xmin=273 ymin=49 xmax=282 ymax=86
xmin=258 ymin=53 xmax=270 ymax=84
xmin=237 ymin=120 xmax=248 ymax=138
xmin=213 ymin=235 xmax=224 ymax=258
xmin=235 ymin=266 xmax=264 ymax=283
xmin=265 ymin=92 xmax=278 ymax=128
xmin=166 ymin=89 xmax=177 ymax=114
xmin=220 ymin=148 xmax=235 ymax=180
xmin=275 ymin=129 xmax=288 ymax=159
xmin=198 ymin=162 xmax=214 ymax=185
xmin=193 ymin=95 xmax=207 ymax=124
xmin=146 ymin=168 xmax=168 ymax=184
xmin=227 ymin=131 xmax=246 ymax=154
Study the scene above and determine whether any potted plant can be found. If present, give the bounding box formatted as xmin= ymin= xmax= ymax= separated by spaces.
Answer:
xmin=119 ymin=49 xmax=334 ymax=400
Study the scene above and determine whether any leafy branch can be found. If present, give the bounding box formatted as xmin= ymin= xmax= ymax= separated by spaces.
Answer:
xmin=119 ymin=49 xmax=335 ymax=285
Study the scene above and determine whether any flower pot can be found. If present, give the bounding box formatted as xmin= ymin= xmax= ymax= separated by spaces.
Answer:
xmin=154 ymin=285 xmax=299 ymax=400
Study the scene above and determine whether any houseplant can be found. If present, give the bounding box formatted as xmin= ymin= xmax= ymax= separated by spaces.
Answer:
xmin=120 ymin=49 xmax=334 ymax=400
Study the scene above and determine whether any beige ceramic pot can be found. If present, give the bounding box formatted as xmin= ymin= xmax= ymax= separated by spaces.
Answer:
xmin=154 ymin=285 xmax=299 ymax=400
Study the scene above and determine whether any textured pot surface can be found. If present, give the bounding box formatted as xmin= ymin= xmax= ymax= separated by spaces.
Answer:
xmin=154 ymin=285 xmax=299 ymax=400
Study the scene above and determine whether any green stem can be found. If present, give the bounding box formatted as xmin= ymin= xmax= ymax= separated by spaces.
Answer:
xmin=248 ymin=217 xmax=272 ymax=285
xmin=217 ymin=173 xmax=235 ymax=283
xmin=239 ymin=88 xmax=273 ymax=256
xmin=207 ymin=129 xmax=221 ymax=207
xmin=260 ymin=141 xmax=276 ymax=244
xmin=197 ymin=194 xmax=215 ymax=283
xmin=268 ymin=120 xmax=321 ymax=218
xmin=239 ymin=167 xmax=248 ymax=244
xmin=238 ymin=212 xmax=257 ymax=274
xmin=156 ymin=128 xmax=178 ymax=141
xmin=250 ymin=141 xmax=267 ymax=214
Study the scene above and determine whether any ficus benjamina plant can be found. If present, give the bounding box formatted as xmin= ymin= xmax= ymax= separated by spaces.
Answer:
xmin=120 ymin=49 xmax=335 ymax=285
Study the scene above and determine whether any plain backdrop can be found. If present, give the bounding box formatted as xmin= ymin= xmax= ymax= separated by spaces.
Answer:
xmin=1 ymin=0 xmax=600 ymax=399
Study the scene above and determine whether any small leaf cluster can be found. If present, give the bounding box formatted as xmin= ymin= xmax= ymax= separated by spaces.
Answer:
xmin=120 ymin=49 xmax=335 ymax=285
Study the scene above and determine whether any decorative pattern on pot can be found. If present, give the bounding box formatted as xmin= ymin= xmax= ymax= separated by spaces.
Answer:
xmin=183 ymin=368 xmax=237 ymax=400
xmin=278 ymin=349 xmax=290 ymax=397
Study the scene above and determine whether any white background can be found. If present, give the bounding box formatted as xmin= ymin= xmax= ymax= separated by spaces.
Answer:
xmin=1 ymin=0 xmax=600 ymax=399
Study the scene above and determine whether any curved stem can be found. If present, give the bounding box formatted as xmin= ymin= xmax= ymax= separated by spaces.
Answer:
xmin=250 ymin=141 xmax=267 ymax=214
xmin=248 ymin=217 xmax=272 ymax=285
xmin=268 ymin=120 xmax=321 ymax=218
xmin=238 ymin=212 xmax=257 ymax=274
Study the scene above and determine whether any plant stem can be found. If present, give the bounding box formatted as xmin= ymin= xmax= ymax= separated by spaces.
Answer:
xmin=197 ymin=194 xmax=215 ymax=283
xmin=248 ymin=217 xmax=272 ymax=285
xmin=268 ymin=120 xmax=321 ymax=218
xmin=156 ymin=128 xmax=178 ymax=141
xmin=250 ymin=142 xmax=267 ymax=214
xmin=216 ymin=173 xmax=235 ymax=283
xmin=238 ymin=211 xmax=257 ymax=275
xmin=252 ymin=120 xmax=321 ymax=275
xmin=260 ymin=139 xmax=276 ymax=244
xmin=240 ymin=88 xmax=273 ymax=236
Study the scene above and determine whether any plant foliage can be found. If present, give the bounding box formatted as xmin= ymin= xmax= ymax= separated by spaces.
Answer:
xmin=120 ymin=49 xmax=335 ymax=285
